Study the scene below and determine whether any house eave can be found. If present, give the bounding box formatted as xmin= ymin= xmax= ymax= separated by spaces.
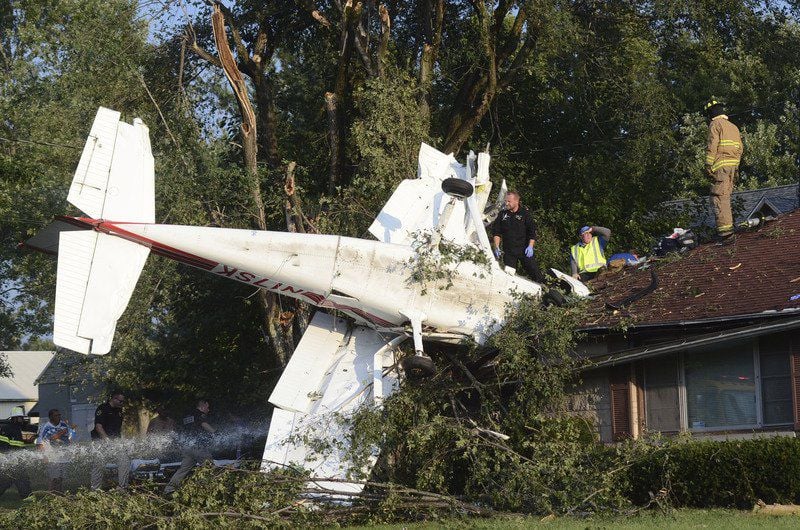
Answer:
xmin=581 ymin=316 xmax=800 ymax=370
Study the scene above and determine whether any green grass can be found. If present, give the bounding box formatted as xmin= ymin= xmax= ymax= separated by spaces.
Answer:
xmin=347 ymin=509 xmax=800 ymax=529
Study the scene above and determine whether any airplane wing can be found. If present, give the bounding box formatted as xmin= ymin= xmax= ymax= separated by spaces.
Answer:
xmin=262 ymin=311 xmax=405 ymax=494
xmin=550 ymin=268 xmax=591 ymax=297
xmin=368 ymin=143 xmax=494 ymax=256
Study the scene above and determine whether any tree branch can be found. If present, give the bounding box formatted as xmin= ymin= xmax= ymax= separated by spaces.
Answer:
xmin=214 ymin=1 xmax=258 ymax=74
xmin=186 ymin=22 xmax=223 ymax=68
xmin=297 ymin=0 xmax=332 ymax=28
xmin=377 ymin=4 xmax=390 ymax=78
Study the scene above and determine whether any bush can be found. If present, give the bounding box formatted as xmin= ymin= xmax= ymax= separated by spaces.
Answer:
xmin=626 ymin=435 xmax=800 ymax=508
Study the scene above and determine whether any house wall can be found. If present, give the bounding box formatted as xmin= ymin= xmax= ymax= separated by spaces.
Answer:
xmin=575 ymin=328 xmax=800 ymax=442
xmin=567 ymin=368 xmax=613 ymax=443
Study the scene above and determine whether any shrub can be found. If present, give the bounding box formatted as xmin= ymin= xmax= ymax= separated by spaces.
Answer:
xmin=626 ymin=435 xmax=800 ymax=508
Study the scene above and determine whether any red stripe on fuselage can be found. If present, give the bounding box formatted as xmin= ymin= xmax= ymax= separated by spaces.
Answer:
xmin=96 ymin=220 xmax=218 ymax=271
xmin=69 ymin=217 xmax=397 ymax=328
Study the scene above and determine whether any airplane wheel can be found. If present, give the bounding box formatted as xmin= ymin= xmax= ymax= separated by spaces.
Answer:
xmin=543 ymin=288 xmax=566 ymax=307
xmin=400 ymin=355 xmax=437 ymax=380
xmin=441 ymin=178 xmax=474 ymax=199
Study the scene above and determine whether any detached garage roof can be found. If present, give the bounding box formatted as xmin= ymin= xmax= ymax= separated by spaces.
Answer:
xmin=0 ymin=351 xmax=56 ymax=401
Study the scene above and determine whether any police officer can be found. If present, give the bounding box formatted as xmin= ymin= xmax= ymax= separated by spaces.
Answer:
xmin=0 ymin=414 xmax=33 ymax=498
xmin=90 ymin=390 xmax=129 ymax=490
xmin=490 ymin=191 xmax=544 ymax=282
xmin=164 ymin=398 xmax=216 ymax=495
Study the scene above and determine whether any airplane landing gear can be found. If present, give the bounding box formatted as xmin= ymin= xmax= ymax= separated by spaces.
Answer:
xmin=400 ymin=355 xmax=437 ymax=381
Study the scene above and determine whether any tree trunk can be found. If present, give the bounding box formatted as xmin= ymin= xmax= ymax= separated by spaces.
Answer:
xmin=324 ymin=92 xmax=340 ymax=194
xmin=440 ymin=1 xmax=537 ymax=155
xmin=252 ymin=74 xmax=281 ymax=168
xmin=377 ymin=4 xmax=391 ymax=78
xmin=211 ymin=5 xmax=290 ymax=367
xmin=418 ymin=0 xmax=444 ymax=119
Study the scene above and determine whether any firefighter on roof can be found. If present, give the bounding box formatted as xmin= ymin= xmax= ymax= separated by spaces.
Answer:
xmin=704 ymin=99 xmax=743 ymax=241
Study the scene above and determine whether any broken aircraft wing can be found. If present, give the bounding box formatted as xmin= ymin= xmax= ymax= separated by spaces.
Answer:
xmin=262 ymin=312 xmax=403 ymax=493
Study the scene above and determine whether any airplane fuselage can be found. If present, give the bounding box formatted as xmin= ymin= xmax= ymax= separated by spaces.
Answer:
xmin=79 ymin=218 xmax=541 ymax=344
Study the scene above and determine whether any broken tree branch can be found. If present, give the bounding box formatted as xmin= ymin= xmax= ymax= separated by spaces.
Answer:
xmin=297 ymin=0 xmax=332 ymax=27
xmin=283 ymin=161 xmax=308 ymax=234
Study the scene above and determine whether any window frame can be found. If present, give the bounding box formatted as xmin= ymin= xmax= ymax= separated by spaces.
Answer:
xmin=643 ymin=336 xmax=793 ymax=434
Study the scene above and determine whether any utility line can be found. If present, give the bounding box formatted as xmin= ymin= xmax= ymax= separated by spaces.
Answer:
xmin=0 ymin=137 xmax=82 ymax=150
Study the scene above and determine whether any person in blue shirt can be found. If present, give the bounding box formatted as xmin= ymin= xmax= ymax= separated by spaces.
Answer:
xmin=36 ymin=408 xmax=76 ymax=492
xmin=570 ymin=225 xmax=611 ymax=282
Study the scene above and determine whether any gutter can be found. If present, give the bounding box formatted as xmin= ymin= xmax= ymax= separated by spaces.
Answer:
xmin=582 ymin=316 xmax=800 ymax=370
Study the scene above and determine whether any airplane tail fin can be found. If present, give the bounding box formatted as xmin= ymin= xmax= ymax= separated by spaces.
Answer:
xmin=68 ymin=107 xmax=155 ymax=223
xmin=51 ymin=108 xmax=155 ymax=354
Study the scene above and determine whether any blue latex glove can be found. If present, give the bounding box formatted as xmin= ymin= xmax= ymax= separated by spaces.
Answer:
xmin=524 ymin=245 xmax=534 ymax=258
xmin=493 ymin=248 xmax=501 ymax=259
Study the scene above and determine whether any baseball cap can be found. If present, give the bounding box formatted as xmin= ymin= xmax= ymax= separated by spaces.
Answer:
xmin=579 ymin=226 xmax=591 ymax=235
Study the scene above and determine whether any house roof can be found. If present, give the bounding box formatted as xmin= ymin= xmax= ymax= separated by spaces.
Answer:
xmin=0 ymin=351 xmax=56 ymax=401
xmin=581 ymin=209 xmax=800 ymax=330
xmin=662 ymin=183 xmax=798 ymax=229
xmin=35 ymin=350 xmax=97 ymax=385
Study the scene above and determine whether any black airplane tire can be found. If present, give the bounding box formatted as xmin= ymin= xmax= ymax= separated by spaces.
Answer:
xmin=543 ymin=288 xmax=566 ymax=307
xmin=400 ymin=355 xmax=437 ymax=381
xmin=441 ymin=177 xmax=474 ymax=199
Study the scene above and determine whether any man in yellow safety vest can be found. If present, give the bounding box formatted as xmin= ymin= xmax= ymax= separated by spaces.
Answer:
xmin=570 ymin=225 xmax=611 ymax=282
xmin=704 ymin=99 xmax=743 ymax=241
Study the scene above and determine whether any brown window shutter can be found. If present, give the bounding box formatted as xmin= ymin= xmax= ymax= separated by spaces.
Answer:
xmin=610 ymin=364 xmax=631 ymax=441
xmin=790 ymin=340 xmax=800 ymax=430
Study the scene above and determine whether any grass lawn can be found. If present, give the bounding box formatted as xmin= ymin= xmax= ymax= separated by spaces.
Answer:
xmin=349 ymin=509 xmax=800 ymax=529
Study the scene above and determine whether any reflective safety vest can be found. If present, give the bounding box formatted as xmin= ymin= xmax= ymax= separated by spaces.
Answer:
xmin=571 ymin=237 xmax=607 ymax=273
xmin=0 ymin=433 xmax=34 ymax=449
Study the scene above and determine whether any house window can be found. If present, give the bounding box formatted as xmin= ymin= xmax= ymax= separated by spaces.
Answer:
xmin=684 ymin=344 xmax=756 ymax=429
xmin=643 ymin=333 xmax=795 ymax=433
xmin=643 ymin=354 xmax=680 ymax=432
xmin=759 ymin=332 xmax=794 ymax=425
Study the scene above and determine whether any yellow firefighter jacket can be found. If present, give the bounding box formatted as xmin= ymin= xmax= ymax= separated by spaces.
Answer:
xmin=705 ymin=115 xmax=743 ymax=172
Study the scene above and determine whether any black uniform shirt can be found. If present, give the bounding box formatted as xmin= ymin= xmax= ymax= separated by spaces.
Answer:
xmin=91 ymin=403 xmax=123 ymax=439
xmin=491 ymin=206 xmax=537 ymax=254
xmin=181 ymin=408 xmax=212 ymax=445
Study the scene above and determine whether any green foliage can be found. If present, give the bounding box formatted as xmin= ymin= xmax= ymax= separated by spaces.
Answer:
xmin=316 ymin=71 xmax=430 ymax=237
xmin=627 ymin=435 xmax=800 ymax=509
xmin=344 ymin=300 xmax=632 ymax=515
xmin=0 ymin=464 xmax=492 ymax=528
xmin=406 ymin=231 xmax=491 ymax=294
xmin=739 ymin=118 xmax=799 ymax=189
xmin=1 ymin=466 xmax=312 ymax=529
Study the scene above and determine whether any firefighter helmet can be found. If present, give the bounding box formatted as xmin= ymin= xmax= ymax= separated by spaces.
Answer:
xmin=704 ymin=99 xmax=725 ymax=118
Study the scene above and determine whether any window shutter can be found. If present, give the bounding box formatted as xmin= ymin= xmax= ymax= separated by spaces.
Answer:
xmin=790 ymin=340 xmax=800 ymax=430
xmin=610 ymin=364 xmax=631 ymax=441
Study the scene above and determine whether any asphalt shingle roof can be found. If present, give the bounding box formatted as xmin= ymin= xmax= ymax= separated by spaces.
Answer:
xmin=581 ymin=209 xmax=800 ymax=329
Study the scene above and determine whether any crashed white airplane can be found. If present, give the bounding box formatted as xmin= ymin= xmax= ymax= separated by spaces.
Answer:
xmin=26 ymin=108 xmax=585 ymax=493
